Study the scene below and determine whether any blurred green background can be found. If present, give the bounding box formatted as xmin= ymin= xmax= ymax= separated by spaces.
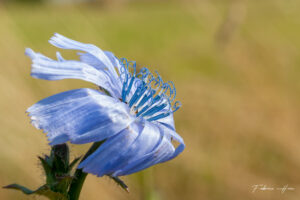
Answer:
xmin=1 ymin=0 xmax=300 ymax=199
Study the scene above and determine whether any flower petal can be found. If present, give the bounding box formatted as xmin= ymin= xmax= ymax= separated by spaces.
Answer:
xmin=113 ymin=132 xmax=174 ymax=176
xmin=78 ymin=123 xmax=141 ymax=177
xmin=78 ymin=119 xmax=184 ymax=177
xmin=26 ymin=48 xmax=121 ymax=98
xmin=157 ymin=113 xmax=175 ymax=131
xmin=113 ymin=122 xmax=184 ymax=176
xmin=156 ymin=122 xmax=185 ymax=161
xmin=78 ymin=120 xmax=162 ymax=176
xmin=27 ymin=88 xmax=135 ymax=145
xmin=49 ymin=33 xmax=113 ymax=71
xmin=49 ymin=33 xmax=122 ymax=95
xmin=78 ymin=52 xmax=122 ymax=91
xmin=103 ymin=51 xmax=123 ymax=75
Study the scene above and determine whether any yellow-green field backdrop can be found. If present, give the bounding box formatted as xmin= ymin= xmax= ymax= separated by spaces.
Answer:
xmin=1 ymin=0 xmax=300 ymax=199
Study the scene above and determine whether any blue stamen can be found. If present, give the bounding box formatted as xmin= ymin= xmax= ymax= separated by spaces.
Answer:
xmin=141 ymin=103 xmax=168 ymax=117
xmin=167 ymin=81 xmax=176 ymax=103
xmin=119 ymin=59 xmax=137 ymax=102
xmin=136 ymin=89 xmax=155 ymax=111
xmin=123 ymin=76 xmax=135 ymax=102
xmin=120 ymin=58 xmax=130 ymax=101
xmin=128 ymin=81 xmax=146 ymax=108
xmin=147 ymin=112 xmax=170 ymax=121
xmin=136 ymin=67 xmax=150 ymax=81
xmin=119 ymin=58 xmax=180 ymax=121
xmin=121 ymin=75 xmax=129 ymax=101
xmin=135 ymin=94 xmax=154 ymax=117
xmin=137 ymin=94 xmax=164 ymax=117
xmin=172 ymin=101 xmax=182 ymax=113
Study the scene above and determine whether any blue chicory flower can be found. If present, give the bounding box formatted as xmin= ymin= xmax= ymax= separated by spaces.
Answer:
xmin=25 ymin=33 xmax=185 ymax=177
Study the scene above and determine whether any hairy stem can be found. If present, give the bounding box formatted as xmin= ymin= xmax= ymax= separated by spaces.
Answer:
xmin=68 ymin=141 xmax=104 ymax=200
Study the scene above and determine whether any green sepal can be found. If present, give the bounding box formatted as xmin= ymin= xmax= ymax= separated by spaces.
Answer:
xmin=38 ymin=156 xmax=55 ymax=185
xmin=51 ymin=144 xmax=70 ymax=173
xmin=51 ymin=175 xmax=73 ymax=195
xmin=109 ymin=176 xmax=129 ymax=193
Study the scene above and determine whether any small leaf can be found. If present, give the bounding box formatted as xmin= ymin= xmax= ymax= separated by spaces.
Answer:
xmin=3 ymin=184 xmax=34 ymax=194
xmin=69 ymin=157 xmax=81 ymax=171
xmin=3 ymin=183 xmax=68 ymax=200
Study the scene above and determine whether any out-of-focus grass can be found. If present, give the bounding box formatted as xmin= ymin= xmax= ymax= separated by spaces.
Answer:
xmin=1 ymin=0 xmax=300 ymax=200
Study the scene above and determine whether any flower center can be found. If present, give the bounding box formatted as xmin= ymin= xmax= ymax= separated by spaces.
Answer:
xmin=118 ymin=58 xmax=181 ymax=121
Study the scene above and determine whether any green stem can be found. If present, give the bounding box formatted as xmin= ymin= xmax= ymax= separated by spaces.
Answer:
xmin=68 ymin=141 xmax=104 ymax=200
